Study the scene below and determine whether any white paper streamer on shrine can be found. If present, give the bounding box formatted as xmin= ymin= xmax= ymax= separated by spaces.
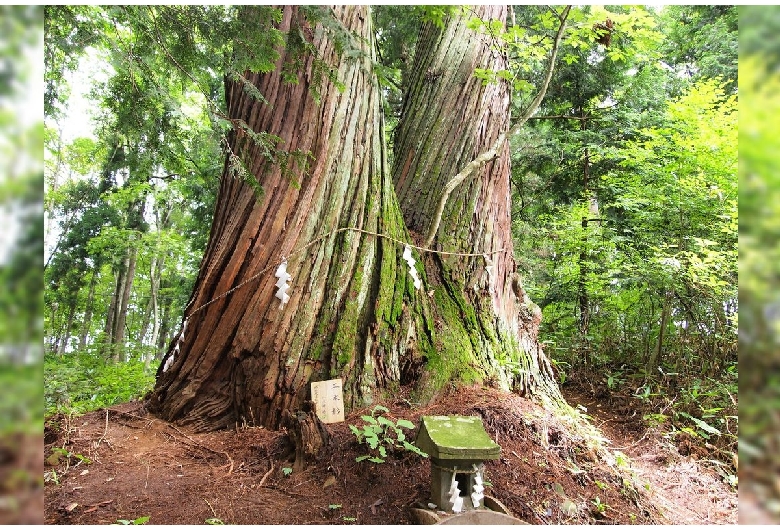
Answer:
xmin=471 ymin=464 xmax=485 ymax=508
xmin=448 ymin=471 xmax=462 ymax=513
xmin=275 ymin=260 xmax=291 ymax=308
xmin=403 ymin=245 xmax=422 ymax=289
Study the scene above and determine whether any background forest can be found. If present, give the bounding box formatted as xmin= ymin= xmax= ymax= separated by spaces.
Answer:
xmin=43 ymin=4 xmax=737 ymax=458
xmin=1 ymin=5 xmax=45 ymax=525
xmin=0 ymin=2 xmax=765 ymax=524
xmin=740 ymin=5 xmax=780 ymax=522
xmin=0 ymin=1 xmax=756 ymax=525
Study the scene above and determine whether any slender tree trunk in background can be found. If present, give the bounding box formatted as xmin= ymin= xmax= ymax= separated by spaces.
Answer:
xmin=392 ymin=5 xmax=560 ymax=400
xmin=103 ymin=264 xmax=120 ymax=350
xmin=104 ymin=246 xmax=136 ymax=362
xmin=105 ymin=198 xmax=146 ymax=361
xmin=647 ymin=290 xmax=672 ymax=377
xmin=156 ymin=289 xmax=172 ymax=361
xmin=139 ymin=251 xmax=165 ymax=355
xmin=139 ymin=292 xmax=152 ymax=349
xmin=79 ymin=271 xmax=97 ymax=350
xmin=62 ymin=302 xmax=75 ymax=354
xmin=141 ymin=204 xmax=172 ymax=360
xmin=579 ymin=216 xmax=590 ymax=360
xmin=113 ymin=245 xmax=137 ymax=361
xmin=48 ymin=303 xmax=59 ymax=355
xmin=148 ymin=261 xmax=161 ymax=365
xmin=577 ymin=115 xmax=591 ymax=364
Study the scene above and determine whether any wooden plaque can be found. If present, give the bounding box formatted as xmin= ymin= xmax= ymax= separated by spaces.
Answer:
xmin=310 ymin=379 xmax=345 ymax=424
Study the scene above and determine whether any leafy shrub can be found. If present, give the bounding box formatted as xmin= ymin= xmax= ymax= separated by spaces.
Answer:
xmin=349 ymin=405 xmax=428 ymax=463
xmin=0 ymin=363 xmax=42 ymax=435
xmin=44 ymin=352 xmax=157 ymax=415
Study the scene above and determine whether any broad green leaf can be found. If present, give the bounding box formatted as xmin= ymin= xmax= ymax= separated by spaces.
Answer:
xmin=396 ymin=419 xmax=415 ymax=430
xmin=377 ymin=416 xmax=394 ymax=427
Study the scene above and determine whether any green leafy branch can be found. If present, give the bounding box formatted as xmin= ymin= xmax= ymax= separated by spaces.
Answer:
xmin=349 ymin=405 xmax=428 ymax=463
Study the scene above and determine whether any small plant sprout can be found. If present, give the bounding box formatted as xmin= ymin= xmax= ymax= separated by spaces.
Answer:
xmin=282 ymin=467 xmax=293 ymax=477
xmin=349 ymin=405 xmax=428 ymax=463
xmin=592 ymin=497 xmax=608 ymax=514
xmin=44 ymin=470 xmax=59 ymax=485
xmin=204 ymin=499 xmax=223 ymax=525
xmin=613 ymin=450 xmax=630 ymax=469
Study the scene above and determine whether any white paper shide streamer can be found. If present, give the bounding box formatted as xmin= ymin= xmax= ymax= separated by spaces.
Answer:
xmin=449 ymin=471 xmax=463 ymax=513
xmin=163 ymin=318 xmax=188 ymax=372
xmin=403 ymin=245 xmax=422 ymax=290
xmin=483 ymin=254 xmax=494 ymax=294
xmin=471 ymin=464 xmax=485 ymax=508
xmin=275 ymin=259 xmax=291 ymax=308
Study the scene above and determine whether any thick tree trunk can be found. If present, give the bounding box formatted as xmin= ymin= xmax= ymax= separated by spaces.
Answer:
xmin=392 ymin=6 xmax=560 ymax=400
xmin=149 ymin=5 xmax=563 ymax=433
xmin=150 ymin=6 xmax=427 ymax=431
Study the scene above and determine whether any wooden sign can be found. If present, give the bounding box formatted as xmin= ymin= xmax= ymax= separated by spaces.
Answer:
xmin=311 ymin=378 xmax=345 ymax=424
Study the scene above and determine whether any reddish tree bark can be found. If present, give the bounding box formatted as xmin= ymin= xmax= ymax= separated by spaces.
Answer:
xmin=392 ymin=5 xmax=559 ymax=399
xmin=149 ymin=5 xmax=563 ymax=432
xmin=149 ymin=6 xmax=422 ymax=431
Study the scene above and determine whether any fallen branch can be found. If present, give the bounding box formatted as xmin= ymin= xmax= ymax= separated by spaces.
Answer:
xmin=259 ymin=460 xmax=275 ymax=486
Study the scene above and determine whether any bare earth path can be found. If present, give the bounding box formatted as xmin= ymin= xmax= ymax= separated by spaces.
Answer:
xmin=562 ymin=385 xmax=737 ymax=525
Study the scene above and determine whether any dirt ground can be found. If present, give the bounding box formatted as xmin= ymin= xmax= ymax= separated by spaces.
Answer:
xmin=42 ymin=383 xmax=737 ymax=525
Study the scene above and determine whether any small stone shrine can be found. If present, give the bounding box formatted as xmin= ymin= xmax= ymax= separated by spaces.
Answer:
xmin=415 ymin=415 xmax=501 ymax=513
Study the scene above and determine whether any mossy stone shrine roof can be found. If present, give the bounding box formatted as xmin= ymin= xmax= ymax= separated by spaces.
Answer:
xmin=415 ymin=415 xmax=500 ymax=460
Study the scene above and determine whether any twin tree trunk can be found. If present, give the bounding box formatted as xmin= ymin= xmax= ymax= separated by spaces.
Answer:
xmin=149 ymin=5 xmax=561 ymax=432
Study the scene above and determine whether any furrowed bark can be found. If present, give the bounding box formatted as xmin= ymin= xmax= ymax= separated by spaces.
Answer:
xmin=149 ymin=5 xmax=568 ymax=432
xmin=392 ymin=5 xmax=562 ymax=402
xmin=422 ymin=5 xmax=571 ymax=247
xmin=149 ymin=6 xmax=430 ymax=431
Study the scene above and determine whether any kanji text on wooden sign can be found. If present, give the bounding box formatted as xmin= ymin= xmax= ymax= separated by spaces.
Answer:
xmin=311 ymin=378 xmax=345 ymax=423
